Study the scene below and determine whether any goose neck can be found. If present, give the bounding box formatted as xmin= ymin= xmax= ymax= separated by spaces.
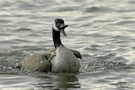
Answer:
xmin=52 ymin=29 xmax=63 ymax=48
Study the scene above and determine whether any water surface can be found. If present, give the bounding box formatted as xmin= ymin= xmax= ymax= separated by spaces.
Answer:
xmin=0 ymin=0 xmax=135 ymax=90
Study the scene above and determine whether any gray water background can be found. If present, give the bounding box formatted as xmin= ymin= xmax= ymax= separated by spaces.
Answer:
xmin=0 ymin=0 xmax=135 ymax=89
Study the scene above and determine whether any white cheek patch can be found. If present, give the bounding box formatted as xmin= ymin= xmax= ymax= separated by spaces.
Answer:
xmin=53 ymin=22 xmax=59 ymax=31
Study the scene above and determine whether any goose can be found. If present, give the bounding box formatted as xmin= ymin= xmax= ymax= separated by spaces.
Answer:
xmin=50 ymin=18 xmax=80 ymax=73
xmin=15 ymin=18 xmax=81 ymax=73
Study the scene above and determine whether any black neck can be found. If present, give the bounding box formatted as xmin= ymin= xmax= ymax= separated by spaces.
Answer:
xmin=52 ymin=28 xmax=63 ymax=48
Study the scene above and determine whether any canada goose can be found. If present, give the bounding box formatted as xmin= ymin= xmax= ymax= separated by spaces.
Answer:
xmin=50 ymin=18 xmax=80 ymax=73
xmin=15 ymin=19 xmax=81 ymax=73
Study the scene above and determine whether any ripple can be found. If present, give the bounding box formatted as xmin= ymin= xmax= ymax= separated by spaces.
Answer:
xmin=0 ymin=19 xmax=11 ymax=23
xmin=80 ymin=52 xmax=133 ymax=73
xmin=113 ymin=20 xmax=135 ymax=25
xmin=0 ymin=74 xmax=38 ymax=89
xmin=16 ymin=28 xmax=33 ymax=32
xmin=84 ymin=6 xmax=114 ymax=13
xmin=112 ymin=81 xmax=130 ymax=89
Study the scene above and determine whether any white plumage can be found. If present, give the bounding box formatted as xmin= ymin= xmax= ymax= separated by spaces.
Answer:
xmin=52 ymin=22 xmax=59 ymax=31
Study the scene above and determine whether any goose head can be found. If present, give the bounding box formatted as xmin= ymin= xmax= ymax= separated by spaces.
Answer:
xmin=52 ymin=18 xmax=68 ymax=36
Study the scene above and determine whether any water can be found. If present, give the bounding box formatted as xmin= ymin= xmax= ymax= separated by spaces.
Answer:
xmin=0 ymin=0 xmax=135 ymax=89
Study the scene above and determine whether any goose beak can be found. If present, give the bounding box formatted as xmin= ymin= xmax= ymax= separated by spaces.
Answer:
xmin=60 ymin=24 xmax=68 ymax=36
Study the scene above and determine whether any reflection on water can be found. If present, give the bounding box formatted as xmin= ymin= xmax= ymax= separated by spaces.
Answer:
xmin=0 ymin=73 xmax=80 ymax=89
xmin=36 ymin=73 xmax=80 ymax=89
